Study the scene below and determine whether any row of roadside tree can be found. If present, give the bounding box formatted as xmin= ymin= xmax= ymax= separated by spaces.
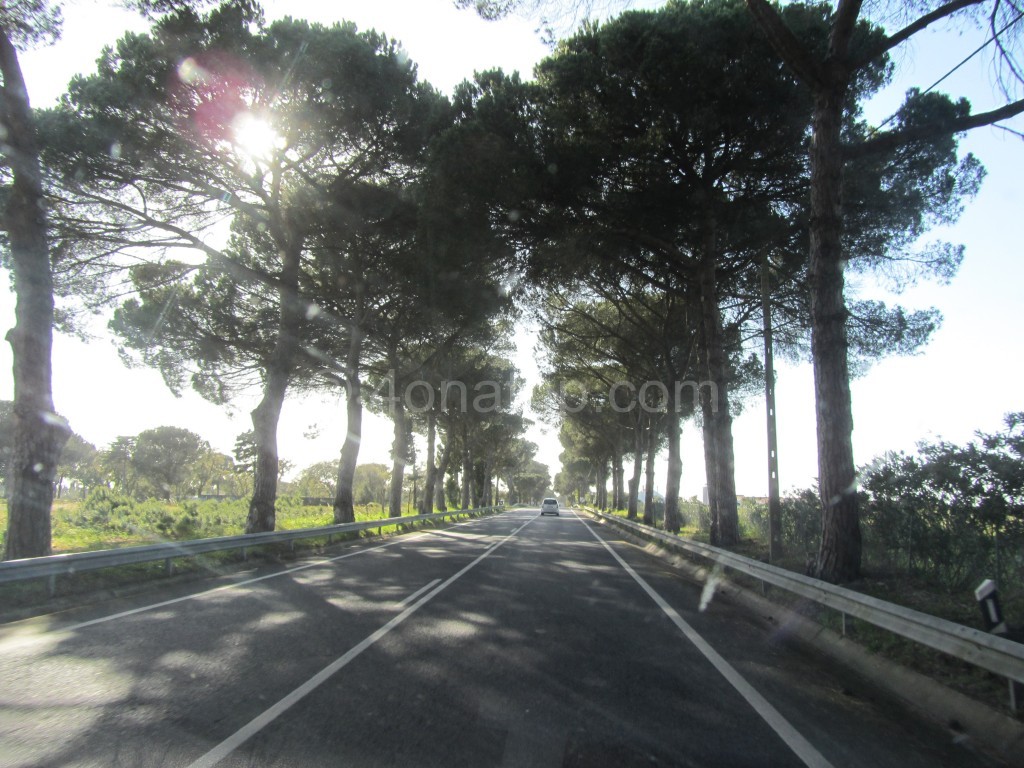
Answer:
xmin=2 ymin=1 xmax=551 ymax=560
xmin=3 ymin=0 xmax=1023 ymax=585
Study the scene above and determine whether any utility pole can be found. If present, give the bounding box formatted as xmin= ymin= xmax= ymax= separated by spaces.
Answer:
xmin=762 ymin=255 xmax=783 ymax=562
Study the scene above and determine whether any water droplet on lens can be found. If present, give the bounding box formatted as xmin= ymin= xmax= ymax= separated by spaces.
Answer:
xmin=40 ymin=411 xmax=69 ymax=429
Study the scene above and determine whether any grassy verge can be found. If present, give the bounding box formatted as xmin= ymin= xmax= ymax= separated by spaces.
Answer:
xmin=0 ymin=496 xmax=488 ymax=620
xmin=604 ymin=507 xmax=702 ymax=539
xmin=0 ymin=496 xmax=463 ymax=554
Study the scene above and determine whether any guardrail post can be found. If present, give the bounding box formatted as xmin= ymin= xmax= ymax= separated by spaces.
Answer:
xmin=47 ymin=574 xmax=57 ymax=598
xmin=841 ymin=611 xmax=848 ymax=637
xmin=165 ymin=558 xmax=174 ymax=576
xmin=241 ymin=546 xmax=248 ymax=561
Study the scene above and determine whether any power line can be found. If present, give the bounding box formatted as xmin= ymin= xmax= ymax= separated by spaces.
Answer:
xmin=874 ymin=7 xmax=1024 ymax=133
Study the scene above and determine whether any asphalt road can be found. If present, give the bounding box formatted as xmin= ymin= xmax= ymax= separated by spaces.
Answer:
xmin=0 ymin=509 xmax=1004 ymax=767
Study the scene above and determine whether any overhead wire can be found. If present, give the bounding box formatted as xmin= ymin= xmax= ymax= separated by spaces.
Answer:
xmin=874 ymin=7 xmax=1024 ymax=133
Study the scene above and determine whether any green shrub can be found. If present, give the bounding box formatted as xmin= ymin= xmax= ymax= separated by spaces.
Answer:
xmin=780 ymin=489 xmax=821 ymax=555
xmin=679 ymin=497 xmax=710 ymax=533
xmin=738 ymin=497 xmax=769 ymax=541
xmin=81 ymin=486 xmax=134 ymax=527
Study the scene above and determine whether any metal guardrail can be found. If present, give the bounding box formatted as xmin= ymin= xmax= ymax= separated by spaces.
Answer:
xmin=587 ymin=509 xmax=1024 ymax=687
xmin=0 ymin=506 xmax=504 ymax=587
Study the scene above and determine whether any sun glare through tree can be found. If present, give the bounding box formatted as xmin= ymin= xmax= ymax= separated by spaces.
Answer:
xmin=230 ymin=112 xmax=280 ymax=162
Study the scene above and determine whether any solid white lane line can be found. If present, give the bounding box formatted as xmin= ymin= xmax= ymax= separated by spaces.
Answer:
xmin=574 ymin=512 xmax=834 ymax=768
xmin=186 ymin=514 xmax=537 ymax=768
xmin=398 ymin=578 xmax=442 ymax=608
xmin=0 ymin=513 xmax=516 ymax=648
xmin=421 ymin=529 xmax=491 ymax=543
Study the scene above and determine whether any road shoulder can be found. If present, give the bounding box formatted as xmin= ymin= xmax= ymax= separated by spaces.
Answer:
xmin=583 ymin=511 xmax=1024 ymax=768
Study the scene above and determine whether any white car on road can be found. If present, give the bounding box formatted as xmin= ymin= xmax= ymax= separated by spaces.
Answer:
xmin=540 ymin=498 xmax=559 ymax=516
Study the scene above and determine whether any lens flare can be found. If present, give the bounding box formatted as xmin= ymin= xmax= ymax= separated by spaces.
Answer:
xmin=231 ymin=113 xmax=279 ymax=161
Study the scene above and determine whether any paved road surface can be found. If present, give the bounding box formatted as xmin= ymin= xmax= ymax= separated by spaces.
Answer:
xmin=0 ymin=510 xmax=1002 ymax=767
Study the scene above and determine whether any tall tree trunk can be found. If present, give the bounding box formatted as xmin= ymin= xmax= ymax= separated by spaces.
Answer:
xmin=473 ymin=461 xmax=486 ymax=507
xmin=610 ymin=449 xmax=618 ymax=510
xmin=643 ymin=416 xmax=657 ymax=526
xmin=701 ymin=402 xmax=719 ymax=541
xmin=388 ymin=393 xmax=408 ymax=518
xmin=628 ymin=419 xmax=642 ymax=520
xmin=1 ymin=31 xmax=71 ymax=560
xmin=606 ymin=461 xmax=611 ymax=510
xmin=333 ymin=326 xmax=363 ymax=524
xmin=664 ymin=409 xmax=683 ymax=533
xmin=245 ymin=237 xmax=302 ymax=533
xmin=613 ymin=442 xmax=624 ymax=511
xmin=434 ymin=434 xmax=452 ymax=512
xmin=810 ymin=88 xmax=861 ymax=582
xmin=247 ymin=373 xmax=287 ymax=533
xmin=698 ymin=230 xmax=739 ymax=546
xmin=743 ymin=0 xmax=863 ymax=581
xmin=461 ymin=437 xmax=472 ymax=511
xmin=419 ymin=411 xmax=437 ymax=515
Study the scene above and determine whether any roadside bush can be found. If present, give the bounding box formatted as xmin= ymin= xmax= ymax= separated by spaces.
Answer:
xmin=853 ymin=414 xmax=1024 ymax=595
xmin=780 ymin=488 xmax=821 ymax=556
xmin=738 ymin=497 xmax=769 ymax=541
xmin=80 ymin=486 xmax=134 ymax=527
xmin=860 ymin=442 xmax=1022 ymax=591
xmin=680 ymin=497 xmax=709 ymax=533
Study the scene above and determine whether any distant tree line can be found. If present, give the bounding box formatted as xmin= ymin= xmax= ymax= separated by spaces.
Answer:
xmin=0 ymin=402 xmax=551 ymax=513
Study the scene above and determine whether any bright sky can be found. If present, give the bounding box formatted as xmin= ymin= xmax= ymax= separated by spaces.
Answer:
xmin=1 ymin=0 xmax=1022 ymax=501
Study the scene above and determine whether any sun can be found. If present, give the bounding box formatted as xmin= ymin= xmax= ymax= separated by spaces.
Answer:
xmin=230 ymin=113 xmax=280 ymax=161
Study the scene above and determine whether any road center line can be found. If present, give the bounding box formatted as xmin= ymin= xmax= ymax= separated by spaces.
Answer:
xmin=0 ymin=512 xmax=513 ymax=649
xmin=186 ymin=514 xmax=538 ymax=768
xmin=398 ymin=578 xmax=442 ymax=607
xmin=574 ymin=511 xmax=834 ymax=768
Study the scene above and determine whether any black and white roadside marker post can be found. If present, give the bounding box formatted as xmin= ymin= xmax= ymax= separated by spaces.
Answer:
xmin=975 ymin=579 xmax=1007 ymax=634
xmin=975 ymin=579 xmax=1021 ymax=713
